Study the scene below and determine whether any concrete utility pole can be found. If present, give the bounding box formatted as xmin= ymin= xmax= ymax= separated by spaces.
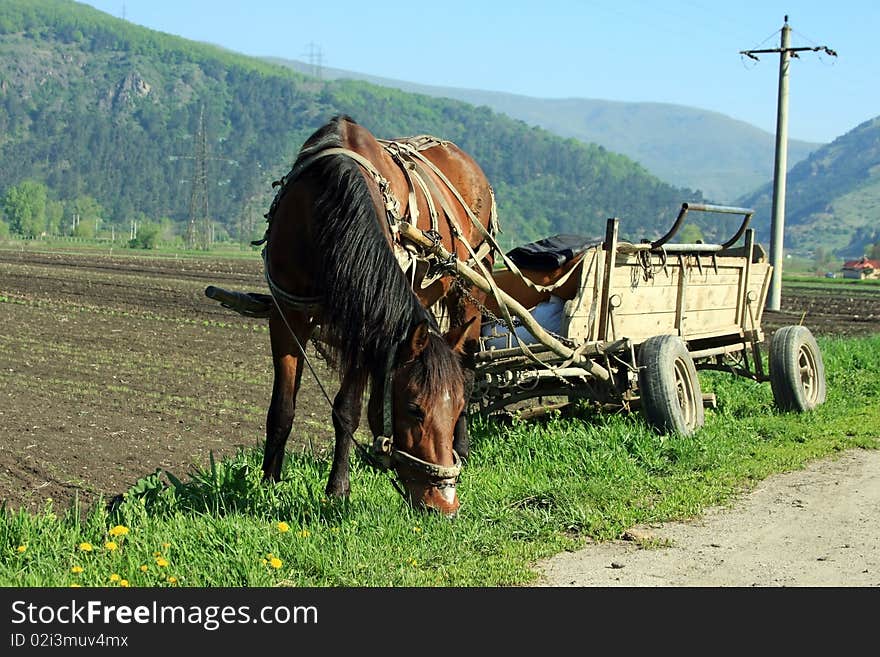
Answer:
xmin=740 ymin=16 xmax=836 ymax=311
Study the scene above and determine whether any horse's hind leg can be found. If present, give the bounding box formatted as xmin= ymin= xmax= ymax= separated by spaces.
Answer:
xmin=325 ymin=366 xmax=367 ymax=498
xmin=262 ymin=313 xmax=312 ymax=482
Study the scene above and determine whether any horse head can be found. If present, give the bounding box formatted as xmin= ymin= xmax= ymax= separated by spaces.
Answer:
xmin=367 ymin=317 xmax=475 ymax=516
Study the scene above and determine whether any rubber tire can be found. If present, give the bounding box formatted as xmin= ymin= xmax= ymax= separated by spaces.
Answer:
xmin=769 ymin=325 xmax=826 ymax=412
xmin=637 ymin=335 xmax=705 ymax=435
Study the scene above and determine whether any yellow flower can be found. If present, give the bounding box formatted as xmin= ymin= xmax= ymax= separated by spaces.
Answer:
xmin=70 ymin=583 xmax=81 ymax=587
xmin=412 ymin=526 xmax=422 ymax=533
xmin=104 ymin=541 xmax=118 ymax=551
xmin=269 ymin=557 xmax=282 ymax=569
xmin=71 ymin=566 xmax=84 ymax=574
xmin=156 ymin=557 xmax=169 ymax=568
xmin=109 ymin=574 xmax=120 ymax=582
xmin=139 ymin=564 xmax=148 ymax=572
xmin=16 ymin=545 xmax=27 ymax=553
xmin=167 ymin=576 xmax=177 ymax=584
xmin=108 ymin=525 xmax=129 ymax=537
xmin=299 ymin=529 xmax=311 ymax=538
xmin=78 ymin=542 xmax=93 ymax=552
xmin=276 ymin=521 xmax=290 ymax=533
xmin=119 ymin=579 xmax=130 ymax=587
xmin=161 ymin=542 xmax=170 ymax=550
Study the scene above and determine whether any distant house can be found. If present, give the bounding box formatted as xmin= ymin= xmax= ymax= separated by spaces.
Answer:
xmin=841 ymin=256 xmax=880 ymax=280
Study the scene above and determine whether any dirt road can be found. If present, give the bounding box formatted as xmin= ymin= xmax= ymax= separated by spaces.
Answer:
xmin=536 ymin=447 xmax=880 ymax=586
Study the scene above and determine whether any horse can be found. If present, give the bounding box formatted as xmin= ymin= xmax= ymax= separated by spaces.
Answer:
xmin=256 ymin=115 xmax=497 ymax=516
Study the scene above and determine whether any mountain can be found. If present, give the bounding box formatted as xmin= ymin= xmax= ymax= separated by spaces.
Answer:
xmin=263 ymin=58 xmax=823 ymax=203
xmin=0 ymin=0 xmax=711 ymax=251
xmin=736 ymin=115 xmax=880 ymax=258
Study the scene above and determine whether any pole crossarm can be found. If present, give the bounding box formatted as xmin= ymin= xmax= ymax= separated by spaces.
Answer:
xmin=741 ymin=46 xmax=837 ymax=60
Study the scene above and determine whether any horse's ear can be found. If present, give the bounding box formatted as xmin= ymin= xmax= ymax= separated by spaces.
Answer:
xmin=445 ymin=316 xmax=478 ymax=353
xmin=401 ymin=321 xmax=431 ymax=362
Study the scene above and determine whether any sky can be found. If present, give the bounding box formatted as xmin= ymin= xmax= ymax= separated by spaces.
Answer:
xmin=76 ymin=0 xmax=878 ymax=144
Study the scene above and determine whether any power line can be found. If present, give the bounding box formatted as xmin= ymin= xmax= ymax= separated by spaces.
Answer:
xmin=739 ymin=15 xmax=836 ymax=312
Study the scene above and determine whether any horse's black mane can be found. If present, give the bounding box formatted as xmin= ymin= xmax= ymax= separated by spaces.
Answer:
xmin=297 ymin=115 xmax=463 ymax=394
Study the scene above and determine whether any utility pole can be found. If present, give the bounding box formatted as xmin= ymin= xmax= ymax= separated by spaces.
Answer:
xmin=304 ymin=42 xmax=323 ymax=79
xmin=188 ymin=106 xmax=209 ymax=250
xmin=170 ymin=105 xmax=238 ymax=250
xmin=740 ymin=16 xmax=836 ymax=311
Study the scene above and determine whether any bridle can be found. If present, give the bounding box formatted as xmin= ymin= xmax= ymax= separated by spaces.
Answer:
xmin=366 ymin=345 xmax=462 ymax=492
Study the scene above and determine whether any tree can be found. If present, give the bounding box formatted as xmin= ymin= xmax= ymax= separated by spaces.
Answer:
xmin=869 ymin=242 xmax=880 ymax=261
xmin=45 ymin=200 xmax=64 ymax=235
xmin=2 ymin=180 xmax=48 ymax=237
xmin=129 ymin=221 xmax=161 ymax=249
xmin=66 ymin=195 xmax=104 ymax=235
xmin=678 ymin=223 xmax=705 ymax=244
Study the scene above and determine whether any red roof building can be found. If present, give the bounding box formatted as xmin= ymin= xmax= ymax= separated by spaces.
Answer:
xmin=841 ymin=256 xmax=880 ymax=279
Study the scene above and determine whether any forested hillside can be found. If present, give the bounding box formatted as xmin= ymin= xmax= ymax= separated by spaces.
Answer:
xmin=737 ymin=115 xmax=880 ymax=258
xmin=0 ymin=0 xmax=706 ymax=251
xmin=266 ymin=57 xmax=822 ymax=203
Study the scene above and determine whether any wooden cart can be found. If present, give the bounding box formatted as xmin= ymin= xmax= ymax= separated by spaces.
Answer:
xmin=469 ymin=202 xmax=827 ymax=434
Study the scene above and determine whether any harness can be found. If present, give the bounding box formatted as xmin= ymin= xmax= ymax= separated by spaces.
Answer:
xmin=257 ymin=136 xmax=496 ymax=488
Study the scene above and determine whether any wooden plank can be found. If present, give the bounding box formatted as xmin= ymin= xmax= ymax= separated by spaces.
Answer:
xmin=597 ymin=219 xmax=619 ymax=341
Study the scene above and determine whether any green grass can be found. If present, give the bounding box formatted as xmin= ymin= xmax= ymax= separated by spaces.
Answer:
xmin=1 ymin=334 xmax=878 ymax=587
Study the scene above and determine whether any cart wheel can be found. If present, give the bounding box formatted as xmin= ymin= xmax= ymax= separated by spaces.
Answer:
xmin=769 ymin=325 xmax=826 ymax=412
xmin=638 ymin=335 xmax=704 ymax=435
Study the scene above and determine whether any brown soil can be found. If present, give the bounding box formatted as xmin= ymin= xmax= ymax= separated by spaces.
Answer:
xmin=0 ymin=246 xmax=338 ymax=514
xmin=1 ymin=246 xmax=879 ymax=517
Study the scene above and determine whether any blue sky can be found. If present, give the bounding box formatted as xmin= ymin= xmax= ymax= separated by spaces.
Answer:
xmin=77 ymin=0 xmax=877 ymax=144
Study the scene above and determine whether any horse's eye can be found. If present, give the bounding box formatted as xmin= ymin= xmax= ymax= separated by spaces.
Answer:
xmin=406 ymin=402 xmax=425 ymax=420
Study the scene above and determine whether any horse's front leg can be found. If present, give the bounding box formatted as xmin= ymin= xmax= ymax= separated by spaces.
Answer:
xmin=262 ymin=313 xmax=311 ymax=482
xmin=325 ymin=366 xmax=368 ymax=498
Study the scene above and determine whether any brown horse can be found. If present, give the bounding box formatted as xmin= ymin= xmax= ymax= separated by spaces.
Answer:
xmin=257 ymin=115 xmax=496 ymax=516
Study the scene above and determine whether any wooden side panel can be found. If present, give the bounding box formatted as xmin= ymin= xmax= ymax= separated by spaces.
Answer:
xmin=561 ymin=248 xmax=602 ymax=343
xmin=563 ymin=251 xmax=769 ymax=345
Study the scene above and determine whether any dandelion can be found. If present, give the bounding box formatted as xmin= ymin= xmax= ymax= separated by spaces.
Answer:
xmin=139 ymin=564 xmax=148 ymax=572
xmin=78 ymin=542 xmax=93 ymax=552
xmin=299 ymin=529 xmax=311 ymax=538
xmin=167 ymin=576 xmax=178 ymax=584
xmin=104 ymin=541 xmax=118 ymax=552
xmin=156 ymin=557 xmax=169 ymax=568
xmin=408 ymin=558 xmax=418 ymax=567
xmin=71 ymin=566 xmax=84 ymax=574
xmin=70 ymin=583 xmax=81 ymax=588
xmin=269 ymin=557 xmax=283 ymax=569
xmin=109 ymin=574 xmax=120 ymax=582
xmin=119 ymin=580 xmax=130 ymax=587
xmin=108 ymin=525 xmax=129 ymax=538
xmin=16 ymin=545 xmax=27 ymax=553
xmin=412 ymin=526 xmax=422 ymax=533
xmin=276 ymin=521 xmax=290 ymax=533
